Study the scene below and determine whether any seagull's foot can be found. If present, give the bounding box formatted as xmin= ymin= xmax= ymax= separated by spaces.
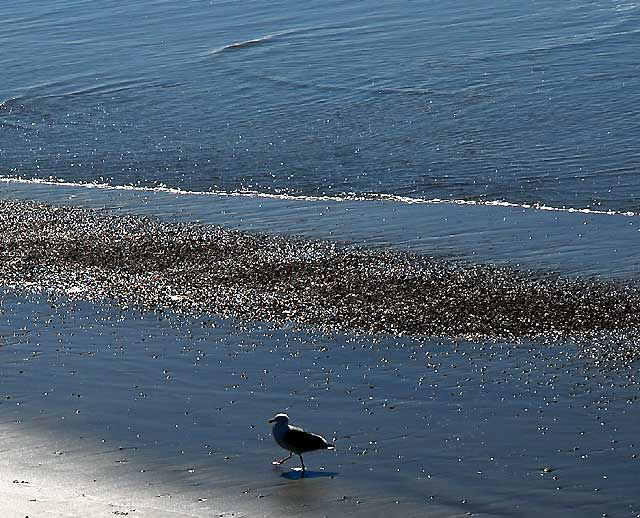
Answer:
xmin=273 ymin=454 xmax=293 ymax=465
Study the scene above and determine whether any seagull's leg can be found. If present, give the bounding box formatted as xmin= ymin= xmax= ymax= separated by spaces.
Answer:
xmin=299 ymin=454 xmax=306 ymax=473
xmin=272 ymin=452 xmax=293 ymax=465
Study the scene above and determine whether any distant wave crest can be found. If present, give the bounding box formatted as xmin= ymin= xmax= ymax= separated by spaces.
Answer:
xmin=206 ymin=34 xmax=279 ymax=56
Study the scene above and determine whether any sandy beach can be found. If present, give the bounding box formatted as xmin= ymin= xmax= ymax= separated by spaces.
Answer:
xmin=0 ymin=193 xmax=639 ymax=518
xmin=3 ymin=0 xmax=640 ymax=514
xmin=2 ymin=282 xmax=639 ymax=517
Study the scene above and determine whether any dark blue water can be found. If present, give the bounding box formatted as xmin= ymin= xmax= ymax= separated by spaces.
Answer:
xmin=2 ymin=0 xmax=640 ymax=210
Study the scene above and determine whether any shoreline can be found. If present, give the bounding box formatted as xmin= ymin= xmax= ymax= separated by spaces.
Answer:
xmin=2 ymin=179 xmax=640 ymax=278
xmin=3 ymin=176 xmax=638 ymax=217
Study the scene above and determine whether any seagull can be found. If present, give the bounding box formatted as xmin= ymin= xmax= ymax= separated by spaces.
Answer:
xmin=268 ymin=413 xmax=334 ymax=473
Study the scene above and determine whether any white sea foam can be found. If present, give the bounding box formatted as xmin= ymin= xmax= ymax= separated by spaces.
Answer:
xmin=0 ymin=176 xmax=636 ymax=217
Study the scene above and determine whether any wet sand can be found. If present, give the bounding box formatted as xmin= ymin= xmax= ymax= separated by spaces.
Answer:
xmin=2 ymin=291 xmax=640 ymax=517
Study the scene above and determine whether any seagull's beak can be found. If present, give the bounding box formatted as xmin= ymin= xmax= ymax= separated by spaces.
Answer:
xmin=268 ymin=418 xmax=275 ymax=423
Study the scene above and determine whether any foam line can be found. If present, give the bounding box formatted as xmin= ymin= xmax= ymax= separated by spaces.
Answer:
xmin=0 ymin=176 xmax=636 ymax=217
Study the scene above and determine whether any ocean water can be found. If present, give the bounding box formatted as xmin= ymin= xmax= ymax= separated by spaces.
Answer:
xmin=2 ymin=0 xmax=640 ymax=211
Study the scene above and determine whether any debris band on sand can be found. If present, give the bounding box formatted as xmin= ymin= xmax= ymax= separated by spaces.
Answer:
xmin=1 ymin=199 xmax=639 ymax=363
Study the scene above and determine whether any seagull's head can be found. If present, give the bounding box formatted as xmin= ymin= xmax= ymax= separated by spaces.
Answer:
xmin=268 ymin=413 xmax=289 ymax=424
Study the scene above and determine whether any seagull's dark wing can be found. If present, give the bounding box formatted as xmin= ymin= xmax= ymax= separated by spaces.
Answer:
xmin=284 ymin=426 xmax=329 ymax=454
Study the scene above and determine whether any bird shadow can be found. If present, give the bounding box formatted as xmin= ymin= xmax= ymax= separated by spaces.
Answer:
xmin=281 ymin=469 xmax=339 ymax=480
